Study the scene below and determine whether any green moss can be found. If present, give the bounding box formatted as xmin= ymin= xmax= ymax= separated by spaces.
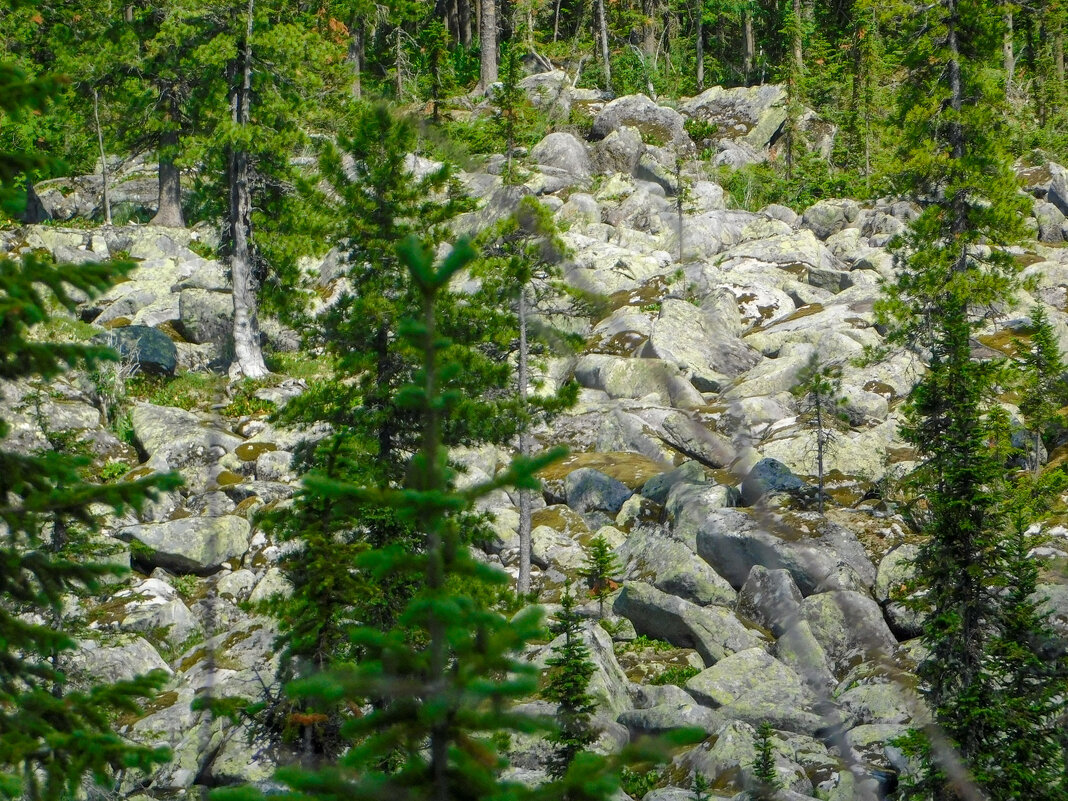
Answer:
xmin=235 ymin=441 xmax=277 ymax=461
xmin=536 ymin=451 xmax=666 ymax=489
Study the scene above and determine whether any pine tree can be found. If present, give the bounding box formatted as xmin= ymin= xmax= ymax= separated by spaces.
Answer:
xmin=259 ymin=104 xmax=521 ymax=754
xmin=750 ymin=721 xmax=781 ymax=800
xmin=1018 ymin=304 xmax=1068 ymax=475
xmin=543 ymin=582 xmax=598 ymax=778
xmin=475 ymin=196 xmax=579 ymax=596
xmin=580 ymin=534 xmax=622 ymax=618
xmin=874 ymin=0 xmax=1059 ymax=794
xmin=0 ymin=62 xmax=180 ymax=798
xmin=791 ymin=353 xmax=848 ymax=513
xmin=981 ymin=467 xmax=1068 ymax=798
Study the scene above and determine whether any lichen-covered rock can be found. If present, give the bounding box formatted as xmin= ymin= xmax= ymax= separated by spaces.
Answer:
xmin=736 ymin=565 xmax=803 ymax=636
xmin=797 ymin=591 xmax=898 ymax=679
xmin=617 ymin=526 xmax=737 ymax=607
xmin=614 ymin=581 xmax=764 ymax=666
xmin=684 ymin=648 xmax=824 ymax=734
xmin=117 ymin=515 xmax=251 ymax=574
xmin=591 ymin=94 xmax=688 ymax=147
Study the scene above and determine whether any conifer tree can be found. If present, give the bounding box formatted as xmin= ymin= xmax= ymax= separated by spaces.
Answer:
xmin=543 ymin=582 xmax=598 ymax=777
xmin=791 ymin=353 xmax=847 ymax=513
xmin=875 ymin=0 xmax=1060 ymax=793
xmin=580 ymin=534 xmax=622 ymax=618
xmin=1018 ymin=304 xmax=1068 ymax=474
xmin=750 ymin=722 xmax=781 ymax=800
xmin=0 ymin=62 xmax=180 ymax=799
xmin=475 ymin=196 xmax=579 ymax=596
xmin=260 ymin=104 xmax=520 ymax=752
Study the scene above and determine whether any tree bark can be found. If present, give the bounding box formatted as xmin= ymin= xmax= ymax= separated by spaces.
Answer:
xmin=92 ymin=89 xmax=111 ymax=226
xmin=642 ymin=0 xmax=658 ymax=56
xmin=479 ymin=0 xmax=498 ymax=91
xmin=348 ymin=21 xmax=363 ymax=99
xmin=1004 ymin=8 xmax=1015 ymax=94
xmin=459 ymin=0 xmax=472 ymax=46
xmin=695 ymin=0 xmax=704 ymax=91
xmin=744 ymin=11 xmax=755 ymax=84
xmin=517 ymin=288 xmax=532 ymax=597
xmin=151 ymin=89 xmax=185 ymax=228
xmin=596 ymin=0 xmax=611 ymax=90
xmin=229 ymin=0 xmax=269 ymax=380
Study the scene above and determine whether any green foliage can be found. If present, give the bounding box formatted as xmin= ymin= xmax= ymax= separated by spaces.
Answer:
xmin=620 ymin=765 xmax=663 ymax=799
xmin=1018 ymin=304 xmax=1068 ymax=472
xmin=126 ymin=371 xmax=224 ymax=411
xmin=543 ymin=582 xmax=598 ymax=777
xmin=650 ymin=664 xmax=701 ymax=687
xmin=0 ymin=70 xmax=181 ymax=791
xmin=715 ymin=151 xmax=869 ymax=213
xmin=580 ymin=534 xmax=622 ymax=618
xmin=791 ymin=353 xmax=848 ymax=513
xmin=750 ymin=722 xmax=781 ymax=799
xmin=690 ymin=771 xmax=710 ymax=801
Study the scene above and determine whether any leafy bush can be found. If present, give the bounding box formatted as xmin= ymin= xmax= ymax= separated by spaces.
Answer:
xmin=650 ymin=665 xmax=700 ymax=686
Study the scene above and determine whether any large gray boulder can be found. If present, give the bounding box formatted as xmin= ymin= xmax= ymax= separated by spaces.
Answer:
xmin=573 ymin=354 xmax=706 ymax=409
xmin=695 ymin=509 xmax=876 ymax=596
xmin=176 ymin=288 xmax=232 ymax=348
xmin=740 ymin=458 xmax=810 ymax=505
xmin=797 ymin=591 xmax=898 ymax=679
xmin=530 ymin=132 xmax=591 ymax=180
xmin=736 ymin=565 xmax=804 ymax=637
xmin=518 ymin=70 xmax=572 ymax=119
xmin=69 ymin=635 xmax=171 ymax=684
xmin=801 ymin=199 xmax=861 ymax=240
xmin=591 ymin=94 xmax=688 ymax=147
xmin=131 ymin=402 xmax=243 ymax=470
xmin=685 ymin=648 xmax=824 ymax=734
xmin=530 ymin=619 xmax=631 ymax=715
xmin=98 ymin=325 xmax=178 ymax=375
xmin=565 ymin=467 xmax=634 ymax=515
xmin=679 ymin=84 xmax=788 ymax=150
xmin=875 ymin=544 xmax=923 ymax=638
xmin=1048 ymin=162 xmax=1068 ymax=216
xmin=616 ymin=526 xmax=737 ymax=607
xmin=117 ymin=515 xmax=251 ymax=574
xmin=590 ymin=126 xmax=645 ymax=175
xmin=641 ymin=299 xmax=762 ymax=390
xmin=614 ymin=581 xmax=764 ymax=666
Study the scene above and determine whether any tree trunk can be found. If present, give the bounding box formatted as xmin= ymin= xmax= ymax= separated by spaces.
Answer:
xmin=744 ymin=11 xmax=755 ymax=84
xmin=150 ymin=90 xmax=185 ymax=228
xmin=348 ymin=21 xmax=364 ymax=99
xmin=517 ymin=289 xmax=532 ymax=597
xmin=1004 ymin=8 xmax=1015 ymax=93
xmin=92 ymin=89 xmax=111 ymax=226
xmin=479 ymin=0 xmax=498 ymax=91
xmin=695 ymin=0 xmax=704 ymax=91
xmin=815 ymin=400 xmax=824 ymax=513
xmin=459 ymin=0 xmax=472 ymax=46
xmin=552 ymin=0 xmax=562 ymax=41
xmin=596 ymin=0 xmax=611 ymax=90
xmin=642 ymin=0 xmax=658 ymax=56
xmin=792 ymin=0 xmax=804 ymax=76
xmin=229 ymin=0 xmax=269 ymax=380
xmin=396 ymin=26 xmax=405 ymax=97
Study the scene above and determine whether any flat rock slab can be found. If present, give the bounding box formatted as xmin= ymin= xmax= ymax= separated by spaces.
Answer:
xmin=118 ymin=515 xmax=251 ymax=574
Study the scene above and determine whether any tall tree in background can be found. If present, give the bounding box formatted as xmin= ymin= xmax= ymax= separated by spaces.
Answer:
xmin=476 ymin=196 xmax=578 ymax=596
xmin=480 ymin=0 xmax=498 ymax=89
xmin=875 ymin=0 xmax=1062 ymax=793
xmin=0 ymin=61 xmax=180 ymax=800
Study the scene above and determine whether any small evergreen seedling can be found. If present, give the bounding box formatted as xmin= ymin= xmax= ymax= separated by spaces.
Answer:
xmin=1018 ymin=304 xmax=1068 ymax=475
xmin=543 ymin=582 xmax=598 ymax=777
xmin=691 ymin=771 xmax=710 ymax=801
xmin=580 ymin=534 xmax=622 ymax=618
xmin=750 ymin=722 xmax=781 ymax=799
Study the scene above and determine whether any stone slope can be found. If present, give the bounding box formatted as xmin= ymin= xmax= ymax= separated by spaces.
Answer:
xmin=4 ymin=83 xmax=1068 ymax=801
